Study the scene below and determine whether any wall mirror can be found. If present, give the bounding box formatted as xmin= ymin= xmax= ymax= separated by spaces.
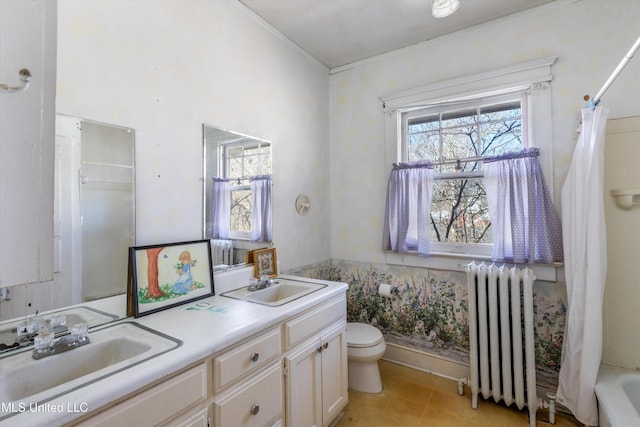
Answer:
xmin=203 ymin=124 xmax=272 ymax=268
xmin=56 ymin=115 xmax=135 ymax=303
xmin=0 ymin=117 xmax=134 ymax=351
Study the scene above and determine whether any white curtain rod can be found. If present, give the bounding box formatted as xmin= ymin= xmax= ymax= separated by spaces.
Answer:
xmin=587 ymin=34 xmax=640 ymax=106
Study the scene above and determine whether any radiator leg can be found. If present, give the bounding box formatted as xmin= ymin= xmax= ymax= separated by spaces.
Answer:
xmin=457 ymin=378 xmax=466 ymax=396
xmin=528 ymin=405 xmax=537 ymax=427
xmin=547 ymin=392 xmax=556 ymax=424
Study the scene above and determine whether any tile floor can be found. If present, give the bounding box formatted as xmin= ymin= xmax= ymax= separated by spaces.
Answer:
xmin=335 ymin=360 xmax=584 ymax=427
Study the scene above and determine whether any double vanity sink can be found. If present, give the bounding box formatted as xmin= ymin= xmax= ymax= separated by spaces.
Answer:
xmin=0 ymin=275 xmax=340 ymax=425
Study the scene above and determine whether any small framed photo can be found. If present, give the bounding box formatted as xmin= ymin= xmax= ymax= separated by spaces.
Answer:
xmin=253 ymin=247 xmax=278 ymax=278
xmin=128 ymin=240 xmax=214 ymax=317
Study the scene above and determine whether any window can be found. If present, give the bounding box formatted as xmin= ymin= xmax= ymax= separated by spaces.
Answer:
xmin=382 ymin=57 xmax=556 ymax=258
xmin=402 ymin=95 xmax=525 ymax=254
xmin=221 ymin=140 xmax=271 ymax=239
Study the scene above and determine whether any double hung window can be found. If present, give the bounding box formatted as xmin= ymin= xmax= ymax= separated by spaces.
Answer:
xmin=401 ymin=95 xmax=525 ymax=255
xmin=382 ymin=57 xmax=557 ymax=258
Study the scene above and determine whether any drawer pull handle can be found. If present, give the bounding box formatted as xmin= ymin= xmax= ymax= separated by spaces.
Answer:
xmin=317 ymin=346 xmax=323 ymax=353
xmin=250 ymin=352 xmax=260 ymax=362
xmin=323 ymin=342 xmax=329 ymax=350
xmin=250 ymin=404 xmax=260 ymax=415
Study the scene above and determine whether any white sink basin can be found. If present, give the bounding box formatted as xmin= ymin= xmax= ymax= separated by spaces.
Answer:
xmin=0 ymin=322 xmax=180 ymax=417
xmin=221 ymin=278 xmax=326 ymax=306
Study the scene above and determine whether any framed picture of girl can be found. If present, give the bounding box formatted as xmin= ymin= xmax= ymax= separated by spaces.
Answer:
xmin=128 ymin=239 xmax=214 ymax=317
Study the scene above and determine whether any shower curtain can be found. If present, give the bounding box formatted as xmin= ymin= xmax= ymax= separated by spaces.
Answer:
xmin=557 ymin=106 xmax=609 ymax=426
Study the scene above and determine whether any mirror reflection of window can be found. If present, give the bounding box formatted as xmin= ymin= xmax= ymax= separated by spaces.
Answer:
xmin=203 ymin=125 xmax=273 ymax=258
xmin=224 ymin=139 xmax=271 ymax=237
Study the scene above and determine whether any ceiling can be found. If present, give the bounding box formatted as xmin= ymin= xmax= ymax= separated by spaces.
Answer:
xmin=239 ymin=0 xmax=558 ymax=69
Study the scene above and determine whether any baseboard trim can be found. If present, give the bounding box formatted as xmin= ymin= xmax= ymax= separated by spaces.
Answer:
xmin=382 ymin=342 xmax=470 ymax=383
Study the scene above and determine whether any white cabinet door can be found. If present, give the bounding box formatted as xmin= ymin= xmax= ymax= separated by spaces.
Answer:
xmin=285 ymin=321 xmax=348 ymax=427
xmin=320 ymin=323 xmax=348 ymax=427
xmin=285 ymin=337 xmax=322 ymax=427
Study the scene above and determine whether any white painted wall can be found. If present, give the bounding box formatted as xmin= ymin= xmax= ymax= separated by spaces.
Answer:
xmin=56 ymin=0 xmax=331 ymax=275
xmin=329 ymin=0 xmax=640 ymax=366
xmin=603 ymin=117 xmax=640 ymax=370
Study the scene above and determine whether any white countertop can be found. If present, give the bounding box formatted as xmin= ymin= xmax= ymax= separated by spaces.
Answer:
xmin=1 ymin=275 xmax=348 ymax=426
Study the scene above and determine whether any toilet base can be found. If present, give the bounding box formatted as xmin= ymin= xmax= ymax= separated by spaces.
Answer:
xmin=348 ymin=360 xmax=383 ymax=393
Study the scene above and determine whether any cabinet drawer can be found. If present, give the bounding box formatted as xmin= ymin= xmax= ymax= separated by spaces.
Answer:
xmin=213 ymin=327 xmax=281 ymax=391
xmin=76 ymin=363 xmax=207 ymax=426
xmin=284 ymin=296 xmax=346 ymax=349
xmin=213 ymin=362 xmax=282 ymax=427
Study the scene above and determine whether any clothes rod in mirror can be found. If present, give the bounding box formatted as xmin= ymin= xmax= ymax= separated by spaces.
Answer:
xmin=0 ymin=69 xmax=32 ymax=94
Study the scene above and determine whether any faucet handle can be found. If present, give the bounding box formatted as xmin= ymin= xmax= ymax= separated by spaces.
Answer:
xmin=70 ymin=323 xmax=89 ymax=341
xmin=49 ymin=313 xmax=67 ymax=330
xmin=34 ymin=330 xmax=54 ymax=353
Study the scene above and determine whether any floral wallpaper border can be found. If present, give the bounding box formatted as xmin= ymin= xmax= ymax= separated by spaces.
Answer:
xmin=287 ymin=258 xmax=566 ymax=390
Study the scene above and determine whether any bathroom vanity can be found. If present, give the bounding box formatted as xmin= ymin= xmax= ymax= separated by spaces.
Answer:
xmin=0 ymin=275 xmax=348 ymax=427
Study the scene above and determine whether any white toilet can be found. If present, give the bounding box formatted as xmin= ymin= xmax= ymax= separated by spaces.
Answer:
xmin=346 ymin=322 xmax=386 ymax=393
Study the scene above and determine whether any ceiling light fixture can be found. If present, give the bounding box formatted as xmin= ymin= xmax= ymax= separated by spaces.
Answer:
xmin=431 ymin=0 xmax=460 ymax=18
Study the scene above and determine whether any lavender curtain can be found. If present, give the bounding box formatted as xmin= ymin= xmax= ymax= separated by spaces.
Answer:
xmin=209 ymin=178 xmax=230 ymax=239
xmin=250 ymin=175 xmax=272 ymax=242
xmin=382 ymin=161 xmax=434 ymax=257
xmin=483 ymin=147 xmax=563 ymax=263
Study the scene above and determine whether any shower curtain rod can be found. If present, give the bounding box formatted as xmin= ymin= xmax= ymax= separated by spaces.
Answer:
xmin=586 ymin=34 xmax=640 ymax=106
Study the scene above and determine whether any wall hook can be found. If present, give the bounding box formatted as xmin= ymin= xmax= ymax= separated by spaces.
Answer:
xmin=0 ymin=68 xmax=32 ymax=94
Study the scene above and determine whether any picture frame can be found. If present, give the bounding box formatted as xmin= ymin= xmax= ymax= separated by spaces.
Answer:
xmin=253 ymin=247 xmax=278 ymax=278
xmin=127 ymin=239 xmax=214 ymax=317
xmin=245 ymin=247 xmax=267 ymax=265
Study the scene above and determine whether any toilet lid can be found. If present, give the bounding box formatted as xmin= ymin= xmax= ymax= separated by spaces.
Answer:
xmin=347 ymin=323 xmax=384 ymax=347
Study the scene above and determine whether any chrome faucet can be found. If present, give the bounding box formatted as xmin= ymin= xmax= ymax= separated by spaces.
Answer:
xmin=32 ymin=323 xmax=90 ymax=360
xmin=248 ymin=275 xmax=276 ymax=291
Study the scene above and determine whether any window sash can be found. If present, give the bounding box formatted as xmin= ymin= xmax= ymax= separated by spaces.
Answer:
xmin=223 ymin=142 xmax=271 ymax=180
xmin=401 ymin=93 xmax=526 ymax=166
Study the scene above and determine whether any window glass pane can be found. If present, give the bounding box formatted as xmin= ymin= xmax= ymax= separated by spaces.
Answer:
xmin=479 ymin=101 xmax=520 ymax=122
xmin=407 ymin=130 xmax=439 ymax=162
xmin=227 ymin=146 xmax=243 ymax=158
xmin=430 ymin=178 xmax=491 ymax=244
xmin=259 ymin=151 xmax=272 ymax=175
xmin=230 ymin=189 xmax=252 ymax=232
xmin=441 ymin=127 xmax=478 ymax=172
xmin=441 ymin=108 xmax=476 ymax=128
xmin=228 ymin=156 xmax=243 ymax=179
xmin=479 ymin=102 xmax=522 ymax=156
